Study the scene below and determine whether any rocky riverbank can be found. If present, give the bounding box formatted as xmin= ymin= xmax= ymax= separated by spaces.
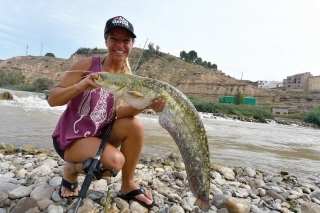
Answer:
xmin=0 ymin=143 xmax=320 ymax=213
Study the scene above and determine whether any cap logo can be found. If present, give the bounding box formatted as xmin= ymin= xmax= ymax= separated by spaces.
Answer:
xmin=112 ymin=17 xmax=129 ymax=29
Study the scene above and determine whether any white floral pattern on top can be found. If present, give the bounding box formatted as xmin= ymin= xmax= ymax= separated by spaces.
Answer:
xmin=89 ymin=88 xmax=115 ymax=136
xmin=73 ymin=90 xmax=92 ymax=133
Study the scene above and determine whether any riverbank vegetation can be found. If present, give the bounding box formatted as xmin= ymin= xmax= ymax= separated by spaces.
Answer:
xmin=303 ymin=105 xmax=320 ymax=126
xmin=188 ymin=95 xmax=273 ymax=122
xmin=0 ymin=69 xmax=53 ymax=92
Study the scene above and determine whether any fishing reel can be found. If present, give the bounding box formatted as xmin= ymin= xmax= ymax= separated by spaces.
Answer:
xmin=82 ymin=157 xmax=118 ymax=180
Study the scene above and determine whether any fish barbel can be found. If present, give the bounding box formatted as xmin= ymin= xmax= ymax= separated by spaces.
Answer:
xmin=95 ymin=72 xmax=210 ymax=211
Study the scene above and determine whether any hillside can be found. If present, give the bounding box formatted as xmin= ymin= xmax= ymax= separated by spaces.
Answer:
xmin=1 ymin=48 xmax=319 ymax=110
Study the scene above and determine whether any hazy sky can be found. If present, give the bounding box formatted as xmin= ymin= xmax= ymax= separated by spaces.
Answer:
xmin=1 ymin=0 xmax=320 ymax=81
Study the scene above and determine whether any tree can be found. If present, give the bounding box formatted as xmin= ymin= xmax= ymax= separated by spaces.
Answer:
xmin=211 ymin=63 xmax=218 ymax=69
xmin=180 ymin=51 xmax=187 ymax=60
xmin=195 ymin=57 xmax=202 ymax=65
xmin=156 ymin=45 xmax=160 ymax=54
xmin=148 ymin=43 xmax=155 ymax=52
xmin=202 ymin=61 xmax=208 ymax=67
xmin=234 ymin=91 xmax=244 ymax=105
xmin=45 ymin=53 xmax=55 ymax=57
xmin=188 ymin=50 xmax=198 ymax=62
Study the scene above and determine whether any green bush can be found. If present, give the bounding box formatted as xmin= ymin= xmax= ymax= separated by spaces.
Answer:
xmin=303 ymin=105 xmax=320 ymax=126
xmin=33 ymin=77 xmax=54 ymax=91
xmin=234 ymin=91 xmax=244 ymax=105
xmin=45 ymin=53 xmax=55 ymax=57
xmin=0 ymin=69 xmax=25 ymax=87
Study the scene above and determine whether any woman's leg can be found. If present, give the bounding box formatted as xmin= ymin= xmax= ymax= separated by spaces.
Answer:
xmin=61 ymin=135 xmax=124 ymax=197
xmin=110 ymin=117 xmax=153 ymax=205
xmin=61 ymin=116 xmax=153 ymax=204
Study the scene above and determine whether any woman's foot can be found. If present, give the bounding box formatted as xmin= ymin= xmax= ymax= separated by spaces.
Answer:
xmin=60 ymin=162 xmax=80 ymax=198
xmin=119 ymin=183 xmax=154 ymax=207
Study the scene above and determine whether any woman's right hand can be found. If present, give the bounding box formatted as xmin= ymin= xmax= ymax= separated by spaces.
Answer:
xmin=47 ymin=58 xmax=96 ymax=106
xmin=74 ymin=73 xmax=100 ymax=92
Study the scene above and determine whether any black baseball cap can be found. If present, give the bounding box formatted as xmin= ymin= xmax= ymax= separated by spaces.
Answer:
xmin=104 ymin=16 xmax=136 ymax=38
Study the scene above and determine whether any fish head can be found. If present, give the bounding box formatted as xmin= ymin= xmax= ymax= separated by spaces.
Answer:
xmin=95 ymin=72 xmax=155 ymax=109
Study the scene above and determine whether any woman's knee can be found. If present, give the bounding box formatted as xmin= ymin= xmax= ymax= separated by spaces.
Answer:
xmin=129 ymin=117 xmax=144 ymax=136
xmin=102 ymin=150 xmax=125 ymax=172
xmin=114 ymin=117 xmax=144 ymax=139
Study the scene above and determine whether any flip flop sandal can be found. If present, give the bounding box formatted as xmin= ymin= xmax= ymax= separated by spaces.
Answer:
xmin=59 ymin=178 xmax=79 ymax=199
xmin=117 ymin=188 xmax=155 ymax=209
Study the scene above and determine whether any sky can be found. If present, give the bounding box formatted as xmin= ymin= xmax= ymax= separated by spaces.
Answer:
xmin=1 ymin=0 xmax=320 ymax=82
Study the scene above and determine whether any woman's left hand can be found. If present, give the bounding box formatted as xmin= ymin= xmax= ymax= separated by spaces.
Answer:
xmin=149 ymin=98 xmax=165 ymax=112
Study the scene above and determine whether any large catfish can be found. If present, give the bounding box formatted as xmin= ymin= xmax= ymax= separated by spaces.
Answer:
xmin=95 ymin=72 xmax=210 ymax=211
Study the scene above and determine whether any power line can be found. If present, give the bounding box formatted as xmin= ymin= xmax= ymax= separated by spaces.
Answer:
xmin=133 ymin=38 xmax=148 ymax=73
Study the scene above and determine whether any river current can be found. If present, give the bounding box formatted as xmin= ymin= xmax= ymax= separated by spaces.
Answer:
xmin=0 ymin=89 xmax=319 ymax=180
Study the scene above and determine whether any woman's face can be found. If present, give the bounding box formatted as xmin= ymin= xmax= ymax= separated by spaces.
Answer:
xmin=105 ymin=28 xmax=134 ymax=62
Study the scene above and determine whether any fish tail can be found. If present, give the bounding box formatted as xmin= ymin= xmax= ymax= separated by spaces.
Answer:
xmin=194 ymin=197 xmax=210 ymax=212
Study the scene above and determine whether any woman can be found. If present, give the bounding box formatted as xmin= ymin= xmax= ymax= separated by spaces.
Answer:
xmin=47 ymin=16 xmax=164 ymax=209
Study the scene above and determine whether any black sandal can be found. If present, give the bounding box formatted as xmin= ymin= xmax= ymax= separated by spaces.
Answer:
xmin=59 ymin=178 xmax=79 ymax=199
xmin=117 ymin=188 xmax=155 ymax=209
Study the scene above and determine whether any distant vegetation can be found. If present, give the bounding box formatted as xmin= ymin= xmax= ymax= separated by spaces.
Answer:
xmin=303 ymin=105 xmax=320 ymax=126
xmin=188 ymin=95 xmax=273 ymax=122
xmin=134 ymin=42 xmax=169 ymax=72
xmin=0 ymin=69 xmax=53 ymax=92
xmin=73 ymin=47 xmax=108 ymax=55
xmin=45 ymin=53 xmax=55 ymax=57
xmin=180 ymin=50 xmax=217 ymax=69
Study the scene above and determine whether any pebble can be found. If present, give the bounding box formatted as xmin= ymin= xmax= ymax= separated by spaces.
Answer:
xmin=0 ymin=143 xmax=320 ymax=213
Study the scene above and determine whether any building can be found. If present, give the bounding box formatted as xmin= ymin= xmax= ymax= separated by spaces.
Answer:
xmin=308 ymin=76 xmax=320 ymax=91
xmin=286 ymin=72 xmax=313 ymax=91
xmin=257 ymin=80 xmax=283 ymax=89
xmin=272 ymin=107 xmax=288 ymax=115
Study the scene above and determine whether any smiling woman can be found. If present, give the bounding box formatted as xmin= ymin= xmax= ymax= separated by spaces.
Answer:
xmin=46 ymin=16 xmax=165 ymax=209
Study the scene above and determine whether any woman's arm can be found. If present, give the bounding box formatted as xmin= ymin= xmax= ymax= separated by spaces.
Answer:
xmin=47 ymin=58 xmax=98 ymax=106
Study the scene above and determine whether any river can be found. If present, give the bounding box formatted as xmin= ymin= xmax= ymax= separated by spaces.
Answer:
xmin=0 ymin=88 xmax=319 ymax=181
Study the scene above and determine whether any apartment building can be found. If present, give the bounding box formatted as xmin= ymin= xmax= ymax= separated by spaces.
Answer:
xmin=257 ymin=80 xmax=283 ymax=89
xmin=308 ymin=76 xmax=320 ymax=91
xmin=285 ymin=72 xmax=313 ymax=91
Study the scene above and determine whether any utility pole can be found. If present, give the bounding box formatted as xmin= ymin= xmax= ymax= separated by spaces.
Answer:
xmin=241 ymin=71 xmax=243 ymax=80
xmin=26 ymin=45 xmax=28 ymax=56
xmin=40 ymin=42 xmax=43 ymax=56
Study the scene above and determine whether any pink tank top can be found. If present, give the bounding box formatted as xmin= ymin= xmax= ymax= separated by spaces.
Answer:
xmin=52 ymin=56 xmax=116 ymax=150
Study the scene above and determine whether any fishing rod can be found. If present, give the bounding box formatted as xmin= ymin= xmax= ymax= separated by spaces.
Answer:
xmin=133 ymin=38 xmax=148 ymax=73
xmin=72 ymin=117 xmax=117 ymax=213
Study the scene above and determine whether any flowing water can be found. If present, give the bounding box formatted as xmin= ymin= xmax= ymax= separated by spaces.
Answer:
xmin=0 ymin=88 xmax=319 ymax=180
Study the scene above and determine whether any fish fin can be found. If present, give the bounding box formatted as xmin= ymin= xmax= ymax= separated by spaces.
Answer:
xmin=127 ymin=91 xmax=145 ymax=98
xmin=194 ymin=197 xmax=210 ymax=212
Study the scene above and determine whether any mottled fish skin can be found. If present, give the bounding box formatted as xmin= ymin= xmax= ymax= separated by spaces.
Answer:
xmin=95 ymin=73 xmax=210 ymax=211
